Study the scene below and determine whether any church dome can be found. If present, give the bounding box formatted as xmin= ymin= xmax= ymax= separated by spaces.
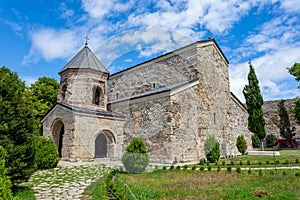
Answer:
xmin=59 ymin=45 xmax=108 ymax=74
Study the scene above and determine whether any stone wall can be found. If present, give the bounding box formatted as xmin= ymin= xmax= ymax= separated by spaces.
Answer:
xmin=263 ymin=99 xmax=300 ymax=138
xmin=58 ymin=69 xmax=108 ymax=111
xmin=110 ymin=93 xmax=174 ymax=163
xmin=228 ymin=94 xmax=253 ymax=155
xmin=108 ymin=45 xmax=198 ymax=102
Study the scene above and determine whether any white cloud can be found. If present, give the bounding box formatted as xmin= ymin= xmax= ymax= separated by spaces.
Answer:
xmin=81 ymin=0 xmax=113 ymax=18
xmin=280 ymin=0 xmax=300 ymax=12
xmin=23 ymin=28 xmax=80 ymax=64
xmin=20 ymin=76 xmax=38 ymax=86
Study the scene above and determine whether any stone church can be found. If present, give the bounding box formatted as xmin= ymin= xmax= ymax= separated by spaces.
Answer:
xmin=42 ymin=39 xmax=252 ymax=163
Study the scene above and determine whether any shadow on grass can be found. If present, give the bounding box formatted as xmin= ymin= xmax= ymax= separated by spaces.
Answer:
xmin=12 ymin=185 xmax=35 ymax=200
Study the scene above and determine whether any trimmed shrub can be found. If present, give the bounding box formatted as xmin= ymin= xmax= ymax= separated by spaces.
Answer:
xmin=239 ymin=161 xmax=243 ymax=166
xmin=183 ymin=165 xmax=188 ymax=170
xmin=176 ymin=165 xmax=181 ymax=170
xmin=0 ymin=146 xmax=14 ymax=200
xmin=227 ymin=166 xmax=232 ymax=173
xmin=266 ymin=134 xmax=277 ymax=148
xmin=200 ymin=166 xmax=205 ymax=171
xmin=231 ymin=160 xmax=234 ymax=166
xmin=222 ymin=160 xmax=226 ymax=166
xmin=295 ymin=171 xmax=300 ymax=177
xmin=207 ymin=142 xmax=220 ymax=163
xmin=207 ymin=166 xmax=212 ymax=171
xmin=266 ymin=160 xmax=270 ymax=165
xmin=217 ymin=166 xmax=221 ymax=172
xmin=35 ymin=137 xmax=59 ymax=169
xmin=169 ymin=165 xmax=174 ymax=170
xmin=252 ymin=135 xmax=261 ymax=148
xmin=248 ymin=168 xmax=252 ymax=174
xmin=296 ymin=158 xmax=299 ymax=164
xmin=162 ymin=166 xmax=167 ymax=170
xmin=247 ymin=160 xmax=251 ymax=165
xmin=236 ymin=167 xmax=241 ymax=174
xmin=121 ymin=138 xmax=149 ymax=173
xmin=258 ymin=161 xmax=262 ymax=165
xmin=259 ymin=169 xmax=263 ymax=176
xmin=199 ymin=159 xmax=205 ymax=165
xmin=192 ymin=165 xmax=197 ymax=170
xmin=236 ymin=135 xmax=247 ymax=155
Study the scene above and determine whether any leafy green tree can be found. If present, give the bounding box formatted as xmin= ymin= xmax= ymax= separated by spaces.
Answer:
xmin=265 ymin=133 xmax=277 ymax=148
xmin=0 ymin=146 xmax=13 ymax=200
xmin=122 ymin=138 xmax=149 ymax=173
xmin=0 ymin=66 xmax=37 ymax=184
xmin=236 ymin=135 xmax=247 ymax=154
xmin=243 ymin=62 xmax=266 ymax=142
xmin=204 ymin=134 xmax=218 ymax=156
xmin=28 ymin=77 xmax=59 ymax=133
xmin=251 ymin=135 xmax=260 ymax=148
xmin=35 ymin=137 xmax=59 ymax=169
xmin=204 ymin=135 xmax=220 ymax=162
xmin=207 ymin=142 xmax=220 ymax=163
xmin=277 ymin=100 xmax=295 ymax=140
xmin=288 ymin=63 xmax=300 ymax=124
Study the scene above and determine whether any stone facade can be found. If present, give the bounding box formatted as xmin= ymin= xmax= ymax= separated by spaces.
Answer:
xmin=42 ymin=39 xmax=252 ymax=163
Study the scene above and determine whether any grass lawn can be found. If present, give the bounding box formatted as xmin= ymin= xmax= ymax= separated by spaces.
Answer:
xmin=112 ymin=169 xmax=300 ymax=200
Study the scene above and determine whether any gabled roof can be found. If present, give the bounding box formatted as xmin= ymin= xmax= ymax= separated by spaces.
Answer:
xmin=59 ymin=45 xmax=108 ymax=74
xmin=109 ymin=78 xmax=199 ymax=104
xmin=41 ymin=102 xmax=125 ymax=123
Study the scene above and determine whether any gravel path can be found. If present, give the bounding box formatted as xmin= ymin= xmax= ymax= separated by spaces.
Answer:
xmin=26 ymin=163 xmax=108 ymax=200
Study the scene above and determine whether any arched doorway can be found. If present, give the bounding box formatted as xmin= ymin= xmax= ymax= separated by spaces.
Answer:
xmin=95 ymin=130 xmax=115 ymax=158
xmin=95 ymin=133 xmax=107 ymax=158
xmin=52 ymin=120 xmax=64 ymax=158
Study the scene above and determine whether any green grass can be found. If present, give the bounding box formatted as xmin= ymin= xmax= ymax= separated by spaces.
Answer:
xmin=111 ymin=169 xmax=300 ymax=200
xmin=12 ymin=186 xmax=35 ymax=200
xmin=198 ymin=149 xmax=300 ymax=168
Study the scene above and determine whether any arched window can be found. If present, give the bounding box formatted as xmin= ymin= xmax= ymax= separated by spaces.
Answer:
xmin=93 ymin=87 xmax=103 ymax=105
xmin=62 ymin=85 xmax=67 ymax=101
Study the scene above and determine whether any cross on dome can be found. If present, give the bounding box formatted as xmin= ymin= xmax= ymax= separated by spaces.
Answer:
xmin=84 ymin=35 xmax=89 ymax=46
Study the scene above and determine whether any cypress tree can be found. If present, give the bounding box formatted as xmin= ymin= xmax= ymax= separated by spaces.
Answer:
xmin=243 ymin=62 xmax=266 ymax=142
xmin=288 ymin=63 xmax=300 ymax=124
xmin=277 ymin=100 xmax=295 ymax=140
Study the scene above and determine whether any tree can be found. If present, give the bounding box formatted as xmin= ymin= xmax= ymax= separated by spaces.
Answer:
xmin=204 ymin=134 xmax=220 ymax=162
xmin=236 ymin=135 xmax=247 ymax=154
xmin=121 ymin=138 xmax=149 ymax=173
xmin=28 ymin=77 xmax=59 ymax=133
xmin=0 ymin=146 xmax=13 ymax=200
xmin=206 ymin=142 xmax=220 ymax=163
xmin=0 ymin=66 xmax=37 ymax=184
xmin=243 ymin=62 xmax=266 ymax=143
xmin=288 ymin=63 xmax=300 ymax=124
xmin=277 ymin=100 xmax=295 ymax=140
xmin=265 ymin=133 xmax=277 ymax=148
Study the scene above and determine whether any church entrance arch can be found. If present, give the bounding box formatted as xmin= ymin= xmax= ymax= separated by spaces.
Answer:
xmin=52 ymin=120 xmax=64 ymax=158
xmin=95 ymin=130 xmax=116 ymax=158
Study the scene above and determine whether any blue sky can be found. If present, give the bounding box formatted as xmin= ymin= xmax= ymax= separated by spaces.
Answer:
xmin=1 ymin=0 xmax=299 ymax=102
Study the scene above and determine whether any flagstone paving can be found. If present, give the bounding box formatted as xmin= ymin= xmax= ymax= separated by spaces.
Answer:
xmin=26 ymin=163 xmax=108 ymax=200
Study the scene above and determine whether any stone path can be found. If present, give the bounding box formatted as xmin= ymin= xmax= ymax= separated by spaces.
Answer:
xmin=26 ymin=163 xmax=108 ymax=200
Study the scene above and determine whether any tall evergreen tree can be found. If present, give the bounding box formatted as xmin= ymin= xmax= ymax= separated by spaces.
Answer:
xmin=0 ymin=66 xmax=37 ymax=184
xmin=287 ymin=63 xmax=300 ymax=124
xmin=243 ymin=62 xmax=266 ymax=142
xmin=277 ymin=100 xmax=295 ymax=139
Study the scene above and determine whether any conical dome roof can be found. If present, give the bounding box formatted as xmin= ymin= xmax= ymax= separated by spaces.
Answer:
xmin=59 ymin=45 xmax=108 ymax=74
